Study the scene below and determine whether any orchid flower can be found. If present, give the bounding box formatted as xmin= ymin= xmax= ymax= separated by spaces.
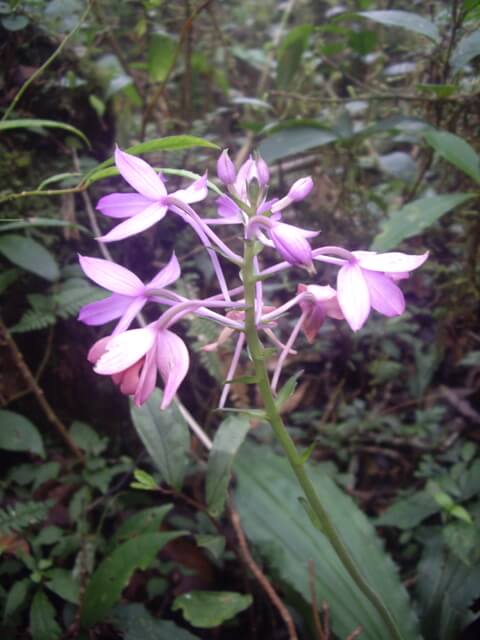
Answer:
xmin=313 ymin=249 xmax=429 ymax=331
xmin=96 ymin=147 xmax=207 ymax=242
xmin=297 ymin=284 xmax=344 ymax=342
xmin=88 ymin=322 xmax=189 ymax=409
xmin=78 ymin=253 xmax=180 ymax=334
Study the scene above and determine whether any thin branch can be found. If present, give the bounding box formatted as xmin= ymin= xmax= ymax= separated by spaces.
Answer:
xmin=229 ymin=500 xmax=298 ymax=640
xmin=308 ymin=561 xmax=327 ymax=640
xmin=0 ymin=317 xmax=84 ymax=462
xmin=2 ymin=3 xmax=92 ymax=121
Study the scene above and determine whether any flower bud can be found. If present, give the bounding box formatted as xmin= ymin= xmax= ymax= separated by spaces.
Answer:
xmin=288 ymin=176 xmax=314 ymax=202
xmin=217 ymin=149 xmax=236 ymax=185
xmin=268 ymin=222 xmax=315 ymax=270
xmin=255 ymin=155 xmax=270 ymax=187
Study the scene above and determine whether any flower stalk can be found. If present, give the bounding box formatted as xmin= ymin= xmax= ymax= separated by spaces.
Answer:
xmin=241 ymin=238 xmax=404 ymax=640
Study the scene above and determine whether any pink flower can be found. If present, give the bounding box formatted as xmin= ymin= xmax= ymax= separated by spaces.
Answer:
xmin=96 ymin=147 xmax=207 ymax=242
xmin=78 ymin=253 xmax=180 ymax=334
xmin=335 ymin=251 xmax=429 ymax=331
xmin=298 ymin=284 xmax=344 ymax=342
xmin=88 ymin=323 xmax=189 ymax=409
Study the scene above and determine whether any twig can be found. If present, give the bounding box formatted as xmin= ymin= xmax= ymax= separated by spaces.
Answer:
xmin=2 ymin=3 xmax=92 ymax=121
xmin=229 ymin=500 xmax=298 ymax=640
xmin=0 ymin=317 xmax=84 ymax=462
xmin=140 ymin=0 xmax=216 ymax=139
xmin=308 ymin=561 xmax=327 ymax=640
xmin=345 ymin=628 xmax=363 ymax=640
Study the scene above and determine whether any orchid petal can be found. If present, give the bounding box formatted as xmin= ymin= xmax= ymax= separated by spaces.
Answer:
xmin=119 ymin=360 xmax=144 ymax=395
xmin=147 ymin=253 xmax=181 ymax=289
xmin=87 ymin=336 xmax=111 ymax=363
xmin=97 ymin=201 xmax=167 ymax=242
xmin=172 ymin=173 xmax=208 ymax=204
xmin=94 ymin=326 xmax=156 ymax=375
xmin=96 ymin=192 xmax=153 ymax=218
xmin=362 ymin=270 xmax=405 ymax=317
xmin=356 ymin=251 xmax=429 ymax=273
xmin=114 ymin=147 xmax=167 ymax=200
xmin=337 ymin=263 xmax=371 ymax=331
xmin=134 ymin=345 xmax=158 ymax=406
xmin=78 ymin=293 xmax=132 ymax=326
xmin=113 ymin=296 xmax=147 ymax=334
xmin=216 ymin=195 xmax=242 ymax=219
xmin=79 ymin=255 xmax=144 ymax=294
xmin=156 ymin=330 xmax=190 ymax=409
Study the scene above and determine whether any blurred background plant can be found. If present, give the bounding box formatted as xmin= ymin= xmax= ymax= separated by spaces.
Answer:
xmin=1 ymin=0 xmax=479 ymax=638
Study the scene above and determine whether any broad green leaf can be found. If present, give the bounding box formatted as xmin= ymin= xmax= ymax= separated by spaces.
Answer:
xmin=3 ymin=578 xmax=31 ymax=620
xmin=0 ymin=118 xmax=90 ymax=147
xmin=0 ymin=268 xmax=19 ymax=294
xmin=0 ymin=234 xmax=59 ymax=281
xmin=371 ymin=193 xmax=475 ymax=251
xmin=423 ymin=130 xmax=480 ymax=183
xmin=173 ymin=591 xmax=252 ymax=628
xmin=81 ymin=531 xmax=183 ymax=627
xmin=130 ymin=389 xmax=190 ymax=490
xmin=0 ymin=410 xmax=45 ymax=458
xmin=259 ymin=126 xmax=337 ymax=163
xmin=276 ymin=25 xmax=313 ymax=89
xmin=235 ymin=443 xmax=420 ymax=640
xmin=206 ymin=416 xmax=250 ymax=517
xmin=375 ymin=490 xmax=440 ymax=529
xmin=451 ymin=31 xmax=480 ymax=71
xmin=416 ymin=533 xmax=480 ymax=640
xmin=84 ymin=136 xmax=219 ymax=182
xmin=130 ymin=468 xmax=158 ymax=491
xmin=148 ymin=33 xmax=177 ymax=83
xmin=111 ymin=603 xmax=201 ymax=640
xmin=45 ymin=568 xmax=80 ymax=605
xmin=30 ymin=590 xmax=61 ymax=640
xmin=111 ymin=505 xmax=173 ymax=545
xmin=357 ymin=11 xmax=440 ymax=43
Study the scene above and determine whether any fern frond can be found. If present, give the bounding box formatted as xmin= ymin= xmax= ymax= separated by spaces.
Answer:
xmin=11 ymin=309 xmax=56 ymax=333
xmin=0 ymin=501 xmax=52 ymax=535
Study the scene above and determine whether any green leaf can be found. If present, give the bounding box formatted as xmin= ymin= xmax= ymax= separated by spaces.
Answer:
xmin=45 ymin=568 xmax=80 ymax=605
xmin=375 ymin=489 xmax=440 ymax=529
xmin=259 ymin=125 xmax=337 ymax=163
xmin=0 ymin=118 xmax=90 ymax=147
xmin=371 ymin=193 xmax=475 ymax=251
xmin=276 ymin=25 xmax=313 ymax=89
xmin=70 ymin=421 xmax=107 ymax=456
xmin=0 ymin=234 xmax=59 ymax=281
xmin=84 ymin=136 xmax=219 ymax=182
xmin=442 ymin=521 xmax=479 ymax=566
xmin=0 ymin=410 xmax=45 ymax=458
xmin=274 ymin=370 xmax=303 ymax=411
xmin=357 ymin=10 xmax=440 ymax=43
xmin=130 ymin=468 xmax=158 ymax=491
xmin=235 ymin=443 xmax=420 ymax=640
xmin=0 ymin=217 xmax=88 ymax=234
xmin=206 ymin=416 xmax=251 ymax=517
xmin=148 ymin=33 xmax=177 ymax=83
xmin=0 ymin=501 xmax=51 ymax=536
xmin=172 ymin=591 xmax=252 ymax=628
xmin=81 ymin=531 xmax=183 ymax=627
xmin=112 ymin=505 xmax=173 ymax=545
xmin=0 ymin=268 xmax=19 ymax=294
xmin=110 ymin=603 xmax=201 ymax=640
xmin=451 ymin=30 xmax=480 ymax=71
xmin=30 ymin=590 xmax=61 ymax=640
xmin=416 ymin=534 xmax=480 ymax=640
xmin=195 ymin=534 xmax=226 ymax=561
xmin=130 ymin=390 xmax=190 ymax=490
xmin=3 ymin=578 xmax=31 ymax=620
xmin=423 ymin=130 xmax=480 ymax=183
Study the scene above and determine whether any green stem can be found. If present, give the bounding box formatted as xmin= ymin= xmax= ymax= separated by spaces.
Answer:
xmin=241 ymin=239 xmax=403 ymax=640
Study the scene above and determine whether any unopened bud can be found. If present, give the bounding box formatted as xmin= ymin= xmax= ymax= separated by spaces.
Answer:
xmin=217 ymin=149 xmax=236 ymax=185
xmin=255 ymin=155 xmax=270 ymax=187
xmin=288 ymin=176 xmax=314 ymax=202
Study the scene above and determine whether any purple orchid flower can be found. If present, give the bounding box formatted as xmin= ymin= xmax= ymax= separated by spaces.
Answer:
xmin=78 ymin=253 xmax=180 ymax=334
xmin=297 ymin=284 xmax=344 ymax=343
xmin=96 ymin=147 xmax=207 ymax=242
xmin=88 ymin=322 xmax=189 ymax=409
xmin=333 ymin=250 xmax=429 ymax=331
